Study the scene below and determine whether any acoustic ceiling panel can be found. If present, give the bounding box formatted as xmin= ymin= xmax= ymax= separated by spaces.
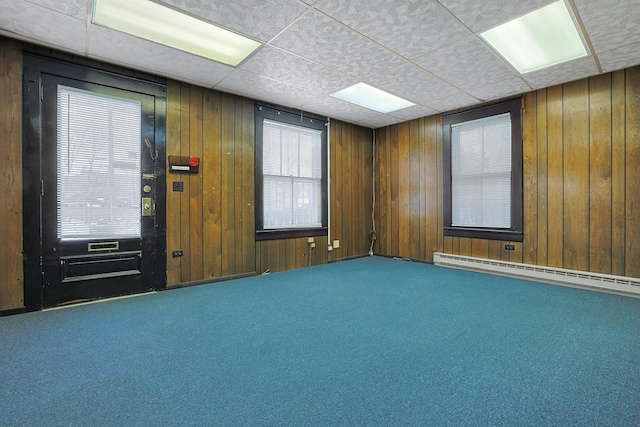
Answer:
xmin=159 ymin=0 xmax=307 ymax=42
xmin=414 ymin=35 xmax=530 ymax=100
xmin=0 ymin=1 xmax=86 ymax=53
xmin=367 ymin=62 xmax=479 ymax=112
xmin=239 ymin=45 xmax=358 ymax=95
xmin=522 ymin=54 xmax=600 ymax=89
xmin=317 ymin=0 xmax=471 ymax=60
xmin=597 ymin=42 xmax=640 ymax=73
xmin=272 ymin=10 xmax=405 ymax=79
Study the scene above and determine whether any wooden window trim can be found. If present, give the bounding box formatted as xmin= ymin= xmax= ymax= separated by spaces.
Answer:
xmin=442 ymin=98 xmax=523 ymax=242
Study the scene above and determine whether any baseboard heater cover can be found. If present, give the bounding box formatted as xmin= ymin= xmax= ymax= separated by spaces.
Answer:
xmin=433 ymin=252 xmax=640 ymax=298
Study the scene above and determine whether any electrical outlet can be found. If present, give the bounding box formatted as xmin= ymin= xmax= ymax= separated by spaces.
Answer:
xmin=505 ymin=244 xmax=515 ymax=251
xmin=311 ymin=242 xmax=316 ymax=248
xmin=172 ymin=250 xmax=184 ymax=257
xmin=333 ymin=240 xmax=340 ymax=249
xmin=307 ymin=237 xmax=315 ymax=243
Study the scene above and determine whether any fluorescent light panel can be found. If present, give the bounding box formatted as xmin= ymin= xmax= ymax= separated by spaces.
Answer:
xmin=93 ymin=0 xmax=261 ymax=67
xmin=331 ymin=83 xmax=415 ymax=113
xmin=480 ymin=0 xmax=588 ymax=74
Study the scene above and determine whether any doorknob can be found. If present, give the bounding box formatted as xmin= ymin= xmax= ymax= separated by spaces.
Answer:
xmin=142 ymin=198 xmax=153 ymax=216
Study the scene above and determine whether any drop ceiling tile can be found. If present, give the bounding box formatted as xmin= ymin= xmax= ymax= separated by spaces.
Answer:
xmin=239 ymin=45 xmax=358 ymax=95
xmin=0 ymin=1 xmax=86 ymax=53
xmin=367 ymin=61 xmax=479 ymax=112
xmin=24 ymin=0 xmax=87 ymax=19
xmin=297 ymin=94 xmax=396 ymax=127
xmin=159 ymin=0 xmax=308 ymax=42
xmin=414 ymin=36 xmax=530 ymax=100
xmin=89 ymin=26 xmax=233 ymax=86
xmin=272 ymin=10 xmax=405 ymax=79
xmin=217 ymin=69 xmax=317 ymax=109
xmin=389 ymin=105 xmax=439 ymax=121
xmin=574 ymin=0 xmax=640 ymax=53
xmin=317 ymin=0 xmax=471 ymax=59
xmin=437 ymin=0 xmax=552 ymax=33
xmin=597 ymin=42 xmax=640 ymax=73
xmin=522 ymin=55 xmax=599 ymax=90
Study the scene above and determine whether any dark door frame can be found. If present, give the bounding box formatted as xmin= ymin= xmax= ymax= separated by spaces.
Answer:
xmin=22 ymin=53 xmax=167 ymax=311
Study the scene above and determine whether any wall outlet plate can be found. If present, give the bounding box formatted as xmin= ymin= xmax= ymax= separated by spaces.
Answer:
xmin=333 ymin=240 xmax=340 ymax=248
xmin=172 ymin=250 xmax=184 ymax=257
xmin=505 ymin=244 xmax=515 ymax=251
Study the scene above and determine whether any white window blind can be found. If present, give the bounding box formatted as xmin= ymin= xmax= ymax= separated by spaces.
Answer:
xmin=451 ymin=112 xmax=511 ymax=228
xmin=57 ymin=86 xmax=142 ymax=240
xmin=262 ymin=119 xmax=322 ymax=229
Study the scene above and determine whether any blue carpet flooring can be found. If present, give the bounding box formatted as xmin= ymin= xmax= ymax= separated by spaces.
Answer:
xmin=1 ymin=256 xmax=639 ymax=426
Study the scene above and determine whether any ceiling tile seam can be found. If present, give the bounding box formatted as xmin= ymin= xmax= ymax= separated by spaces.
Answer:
xmin=0 ymin=28 xmax=86 ymax=56
xmin=383 ymin=59 xmax=484 ymax=108
xmin=565 ymin=0 xmax=602 ymax=74
xmin=261 ymin=5 xmax=317 ymax=46
xmin=84 ymin=52 xmax=219 ymax=88
xmin=305 ymin=7 xmax=491 ymax=104
xmin=249 ymin=44 xmax=358 ymax=88
xmin=309 ymin=8 xmax=409 ymax=66
xmin=22 ymin=0 xmax=85 ymax=18
xmin=215 ymin=67 xmax=438 ymax=114
xmin=469 ymin=35 xmax=535 ymax=93
xmin=85 ymin=0 xmax=93 ymax=57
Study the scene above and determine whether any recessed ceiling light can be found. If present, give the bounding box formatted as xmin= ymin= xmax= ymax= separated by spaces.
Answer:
xmin=93 ymin=0 xmax=262 ymax=67
xmin=331 ymin=83 xmax=415 ymax=113
xmin=480 ymin=0 xmax=588 ymax=74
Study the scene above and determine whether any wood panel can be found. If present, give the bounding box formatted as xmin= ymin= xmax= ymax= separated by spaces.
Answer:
xmin=255 ymin=236 xmax=329 ymax=274
xmin=374 ymin=66 xmax=640 ymax=279
xmin=546 ymin=85 xmax=564 ymax=268
xmin=562 ymin=79 xmax=590 ymax=271
xmin=523 ymin=92 xmax=538 ymax=265
xmin=374 ymin=116 xmax=441 ymax=262
xmin=0 ymin=39 xmax=24 ymax=310
xmin=166 ymin=82 xmax=255 ymax=286
xmin=330 ymin=120 xmax=374 ymax=261
xmin=626 ymin=67 xmax=640 ymax=277
xmin=536 ymin=88 xmax=549 ymax=266
xmin=589 ymin=73 xmax=612 ymax=274
xmin=611 ymin=70 xmax=626 ymax=276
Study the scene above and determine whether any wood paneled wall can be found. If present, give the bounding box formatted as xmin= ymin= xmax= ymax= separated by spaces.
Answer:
xmin=166 ymin=82 xmax=256 ymax=286
xmin=254 ymin=119 xmax=374 ymax=273
xmin=375 ymin=67 xmax=640 ymax=278
xmin=0 ymin=39 xmax=24 ymax=311
xmin=329 ymin=120 xmax=374 ymax=261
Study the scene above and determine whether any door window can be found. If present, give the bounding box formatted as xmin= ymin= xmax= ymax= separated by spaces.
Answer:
xmin=56 ymin=86 xmax=142 ymax=240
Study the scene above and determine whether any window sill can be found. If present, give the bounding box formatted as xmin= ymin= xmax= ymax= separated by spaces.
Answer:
xmin=444 ymin=227 xmax=523 ymax=242
xmin=256 ymin=227 xmax=328 ymax=241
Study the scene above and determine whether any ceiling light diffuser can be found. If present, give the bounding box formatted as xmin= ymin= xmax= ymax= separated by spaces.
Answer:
xmin=331 ymin=83 xmax=415 ymax=113
xmin=93 ymin=0 xmax=262 ymax=67
xmin=480 ymin=0 xmax=588 ymax=74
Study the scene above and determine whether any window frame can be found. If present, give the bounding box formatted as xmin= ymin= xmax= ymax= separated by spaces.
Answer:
xmin=255 ymin=104 xmax=328 ymax=241
xmin=442 ymin=98 xmax=523 ymax=241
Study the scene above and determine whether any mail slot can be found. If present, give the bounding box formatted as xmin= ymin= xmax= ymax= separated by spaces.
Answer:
xmin=87 ymin=241 xmax=119 ymax=252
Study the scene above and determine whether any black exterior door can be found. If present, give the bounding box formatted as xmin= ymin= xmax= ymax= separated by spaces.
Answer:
xmin=39 ymin=75 xmax=159 ymax=307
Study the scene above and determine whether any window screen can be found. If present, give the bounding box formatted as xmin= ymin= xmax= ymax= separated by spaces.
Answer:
xmin=262 ymin=119 xmax=323 ymax=229
xmin=451 ymin=113 xmax=511 ymax=228
xmin=57 ymin=86 xmax=142 ymax=240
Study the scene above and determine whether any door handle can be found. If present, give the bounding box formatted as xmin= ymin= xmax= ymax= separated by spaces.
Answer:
xmin=142 ymin=198 xmax=153 ymax=216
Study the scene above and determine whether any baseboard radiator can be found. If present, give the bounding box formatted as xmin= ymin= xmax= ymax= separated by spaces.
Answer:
xmin=433 ymin=252 xmax=640 ymax=298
